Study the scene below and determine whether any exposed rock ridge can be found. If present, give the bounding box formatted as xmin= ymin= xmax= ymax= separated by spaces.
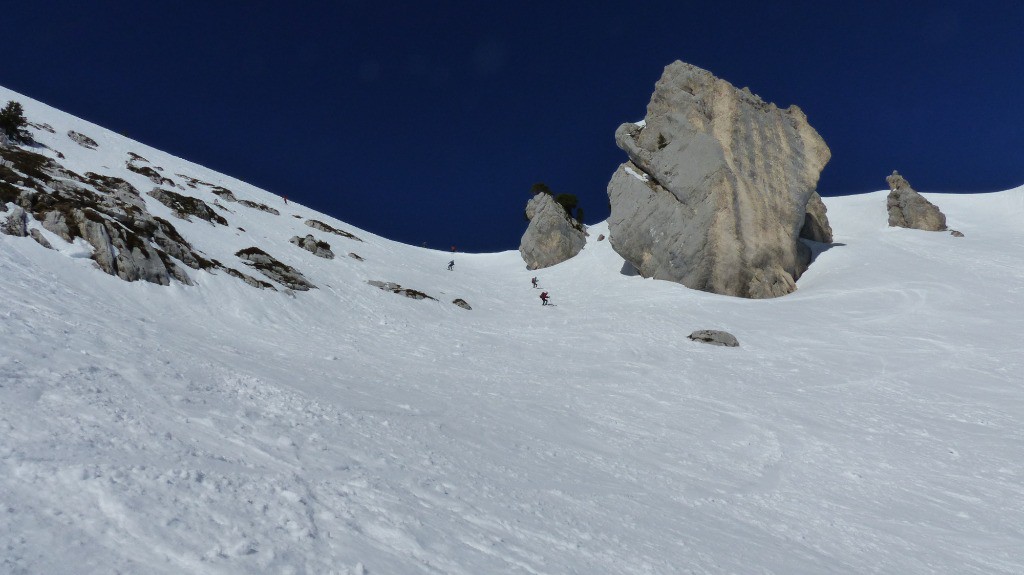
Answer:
xmin=606 ymin=60 xmax=831 ymax=298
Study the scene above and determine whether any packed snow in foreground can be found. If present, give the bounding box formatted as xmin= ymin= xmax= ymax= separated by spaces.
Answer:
xmin=2 ymin=86 xmax=1024 ymax=574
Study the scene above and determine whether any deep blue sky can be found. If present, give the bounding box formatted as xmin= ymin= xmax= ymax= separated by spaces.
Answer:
xmin=4 ymin=2 xmax=1023 ymax=252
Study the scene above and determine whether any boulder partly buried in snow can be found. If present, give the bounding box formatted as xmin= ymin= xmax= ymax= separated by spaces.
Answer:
xmin=290 ymin=234 xmax=334 ymax=259
xmin=687 ymin=330 xmax=740 ymax=347
xmin=886 ymin=171 xmax=947 ymax=231
xmin=368 ymin=280 xmax=436 ymax=301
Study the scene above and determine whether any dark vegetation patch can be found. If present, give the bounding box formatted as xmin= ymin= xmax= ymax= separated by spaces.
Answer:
xmin=367 ymin=280 xmax=436 ymax=301
xmin=305 ymin=219 xmax=362 ymax=241
xmin=147 ymin=188 xmax=228 ymax=226
xmin=2 ymin=146 xmax=59 ymax=183
xmin=238 ymin=199 xmax=279 ymax=215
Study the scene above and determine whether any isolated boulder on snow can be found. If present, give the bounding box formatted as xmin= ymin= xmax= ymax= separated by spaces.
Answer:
xmin=886 ymin=171 xmax=947 ymax=231
xmin=606 ymin=61 xmax=831 ymax=298
xmin=688 ymin=330 xmax=740 ymax=347
xmin=519 ymin=192 xmax=586 ymax=270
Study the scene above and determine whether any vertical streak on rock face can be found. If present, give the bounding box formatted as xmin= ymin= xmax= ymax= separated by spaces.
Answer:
xmin=606 ymin=61 xmax=831 ymax=298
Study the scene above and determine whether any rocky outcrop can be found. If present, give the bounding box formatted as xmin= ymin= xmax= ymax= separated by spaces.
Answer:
xmin=236 ymin=247 xmax=315 ymax=291
xmin=886 ymin=171 xmax=947 ymax=231
xmin=800 ymin=192 xmax=833 ymax=243
xmin=2 ymin=205 xmax=28 ymax=236
xmin=210 ymin=186 xmax=237 ymax=202
xmin=127 ymin=158 xmax=174 ymax=187
xmin=606 ymin=61 xmax=831 ymax=298
xmin=29 ymin=228 xmax=52 ymax=249
xmin=305 ymin=219 xmax=361 ymax=241
xmin=289 ymin=234 xmax=334 ymax=259
xmin=67 ymin=130 xmax=98 ymax=149
xmin=367 ymin=280 xmax=436 ymax=300
xmin=148 ymin=188 xmax=228 ymax=226
xmin=238 ymin=200 xmax=280 ymax=215
xmin=688 ymin=330 xmax=740 ymax=347
xmin=452 ymin=298 xmax=472 ymax=310
xmin=221 ymin=266 xmax=276 ymax=290
xmin=0 ymin=147 xmax=209 ymax=286
xmin=519 ymin=193 xmax=586 ymax=270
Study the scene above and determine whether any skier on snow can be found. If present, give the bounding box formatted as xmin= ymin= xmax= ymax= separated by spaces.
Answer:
xmin=540 ymin=291 xmax=550 ymax=305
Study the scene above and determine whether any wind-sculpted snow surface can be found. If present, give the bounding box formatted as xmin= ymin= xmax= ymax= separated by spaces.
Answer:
xmin=3 ymin=85 xmax=1024 ymax=574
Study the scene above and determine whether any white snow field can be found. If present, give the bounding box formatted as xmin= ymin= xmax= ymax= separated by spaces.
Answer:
xmin=2 ymin=86 xmax=1024 ymax=575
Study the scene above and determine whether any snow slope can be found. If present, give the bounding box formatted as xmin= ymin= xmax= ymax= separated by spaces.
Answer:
xmin=2 ymin=86 xmax=1024 ymax=574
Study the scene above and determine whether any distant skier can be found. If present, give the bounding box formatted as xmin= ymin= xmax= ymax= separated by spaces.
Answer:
xmin=447 ymin=260 xmax=454 ymax=271
xmin=540 ymin=291 xmax=549 ymax=305
xmin=282 ymin=195 xmax=288 ymax=205
xmin=531 ymin=277 xmax=538 ymax=288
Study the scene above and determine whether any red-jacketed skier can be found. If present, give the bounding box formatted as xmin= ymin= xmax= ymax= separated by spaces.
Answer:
xmin=540 ymin=291 xmax=550 ymax=306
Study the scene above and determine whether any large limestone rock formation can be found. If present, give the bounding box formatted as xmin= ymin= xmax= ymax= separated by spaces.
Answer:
xmin=606 ymin=61 xmax=831 ymax=298
xmin=519 ymin=193 xmax=586 ymax=270
xmin=886 ymin=171 xmax=947 ymax=231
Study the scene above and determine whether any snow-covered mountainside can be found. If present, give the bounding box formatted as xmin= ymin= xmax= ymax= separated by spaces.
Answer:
xmin=3 ymin=86 xmax=1024 ymax=574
